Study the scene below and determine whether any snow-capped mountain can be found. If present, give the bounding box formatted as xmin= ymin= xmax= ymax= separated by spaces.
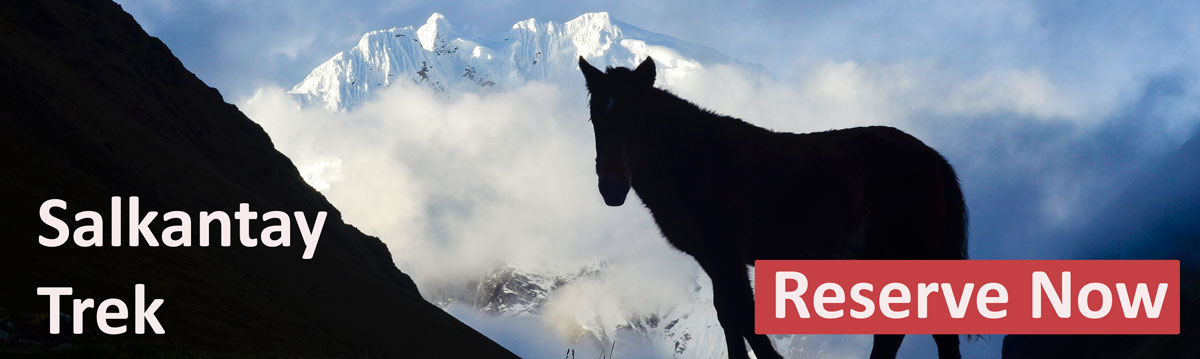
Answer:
xmin=445 ymin=263 xmax=730 ymax=358
xmin=439 ymin=263 xmax=864 ymax=358
xmin=289 ymin=12 xmax=760 ymax=111
xmin=472 ymin=262 xmax=604 ymax=316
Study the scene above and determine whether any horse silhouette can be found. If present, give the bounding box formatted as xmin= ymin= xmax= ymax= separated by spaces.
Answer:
xmin=579 ymin=57 xmax=968 ymax=359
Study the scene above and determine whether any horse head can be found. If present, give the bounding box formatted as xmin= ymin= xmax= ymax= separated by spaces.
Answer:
xmin=579 ymin=56 xmax=656 ymax=206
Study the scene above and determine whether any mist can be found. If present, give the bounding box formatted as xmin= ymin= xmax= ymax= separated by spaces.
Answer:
xmin=239 ymin=53 xmax=1198 ymax=356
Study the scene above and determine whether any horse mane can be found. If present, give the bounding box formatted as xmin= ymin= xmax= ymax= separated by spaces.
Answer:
xmin=643 ymin=86 xmax=772 ymax=140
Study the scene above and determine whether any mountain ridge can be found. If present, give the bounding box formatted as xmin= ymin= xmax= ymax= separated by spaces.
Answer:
xmin=289 ymin=12 xmax=764 ymax=111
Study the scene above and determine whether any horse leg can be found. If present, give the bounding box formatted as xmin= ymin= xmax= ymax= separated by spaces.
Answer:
xmin=869 ymin=334 xmax=905 ymax=359
xmin=933 ymin=335 xmax=961 ymax=359
xmin=700 ymin=257 xmax=782 ymax=359
xmin=744 ymin=329 xmax=777 ymax=359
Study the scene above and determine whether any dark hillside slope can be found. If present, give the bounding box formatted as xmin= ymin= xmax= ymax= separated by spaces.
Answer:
xmin=1002 ymin=132 xmax=1200 ymax=358
xmin=0 ymin=0 xmax=512 ymax=356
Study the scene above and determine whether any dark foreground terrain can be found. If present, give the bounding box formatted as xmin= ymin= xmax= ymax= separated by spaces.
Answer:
xmin=1003 ymin=127 xmax=1200 ymax=357
xmin=0 ymin=0 xmax=513 ymax=357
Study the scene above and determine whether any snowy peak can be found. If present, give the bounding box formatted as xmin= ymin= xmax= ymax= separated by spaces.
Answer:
xmin=288 ymin=12 xmax=761 ymax=111
xmin=564 ymin=12 xmax=617 ymax=37
xmin=416 ymin=13 xmax=453 ymax=51
xmin=564 ymin=12 xmax=620 ymax=58
xmin=511 ymin=16 xmax=540 ymax=32
xmin=567 ymin=11 xmax=613 ymax=27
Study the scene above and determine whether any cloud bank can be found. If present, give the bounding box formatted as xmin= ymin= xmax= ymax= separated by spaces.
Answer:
xmin=243 ymin=78 xmax=709 ymax=357
xmin=242 ymin=53 xmax=1199 ymax=356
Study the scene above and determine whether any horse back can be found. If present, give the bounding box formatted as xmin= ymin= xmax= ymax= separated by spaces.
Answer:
xmin=734 ymin=126 xmax=967 ymax=261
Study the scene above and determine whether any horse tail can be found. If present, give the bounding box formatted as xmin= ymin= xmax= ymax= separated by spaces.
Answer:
xmin=940 ymin=156 xmax=979 ymax=342
xmin=941 ymin=156 xmax=969 ymax=260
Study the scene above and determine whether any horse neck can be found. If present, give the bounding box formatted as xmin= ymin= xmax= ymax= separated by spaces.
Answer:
xmin=638 ymin=88 xmax=767 ymax=177
xmin=643 ymin=88 xmax=763 ymax=148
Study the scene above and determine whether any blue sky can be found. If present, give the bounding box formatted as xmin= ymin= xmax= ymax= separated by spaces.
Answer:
xmin=116 ymin=1 xmax=1199 ymax=358
xmin=118 ymin=1 xmax=1200 ymax=101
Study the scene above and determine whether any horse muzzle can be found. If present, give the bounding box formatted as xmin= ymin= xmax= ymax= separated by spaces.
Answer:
xmin=598 ymin=176 xmax=631 ymax=207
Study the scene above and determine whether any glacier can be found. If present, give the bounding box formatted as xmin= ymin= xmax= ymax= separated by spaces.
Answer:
xmin=289 ymin=12 xmax=761 ymax=111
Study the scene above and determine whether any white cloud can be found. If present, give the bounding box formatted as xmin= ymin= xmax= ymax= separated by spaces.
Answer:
xmin=665 ymin=61 xmax=1086 ymax=136
xmin=241 ymin=78 xmax=698 ymax=287
xmin=244 ymin=77 xmax=706 ymax=357
xmin=241 ymin=57 xmax=1198 ymax=358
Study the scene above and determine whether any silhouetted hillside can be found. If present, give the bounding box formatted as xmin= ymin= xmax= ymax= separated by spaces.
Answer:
xmin=1001 ymin=272 xmax=1198 ymax=359
xmin=1086 ymin=130 xmax=1200 ymax=264
xmin=0 ymin=0 xmax=513 ymax=356
xmin=1002 ymin=131 xmax=1200 ymax=358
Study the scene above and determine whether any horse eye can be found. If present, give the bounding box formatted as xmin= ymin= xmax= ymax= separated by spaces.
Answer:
xmin=605 ymin=97 xmax=615 ymax=112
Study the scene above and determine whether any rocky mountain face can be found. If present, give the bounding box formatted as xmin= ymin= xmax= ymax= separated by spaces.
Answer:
xmin=288 ymin=12 xmax=761 ymax=111
xmin=0 ymin=0 xmax=511 ymax=357
xmin=435 ymin=263 xmax=855 ymax=358
xmin=456 ymin=264 xmax=732 ymax=358
xmin=472 ymin=264 xmax=604 ymax=316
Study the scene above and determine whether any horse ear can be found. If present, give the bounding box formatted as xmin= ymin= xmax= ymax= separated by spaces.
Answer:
xmin=634 ymin=57 xmax=656 ymax=88
xmin=579 ymin=56 xmax=604 ymax=90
